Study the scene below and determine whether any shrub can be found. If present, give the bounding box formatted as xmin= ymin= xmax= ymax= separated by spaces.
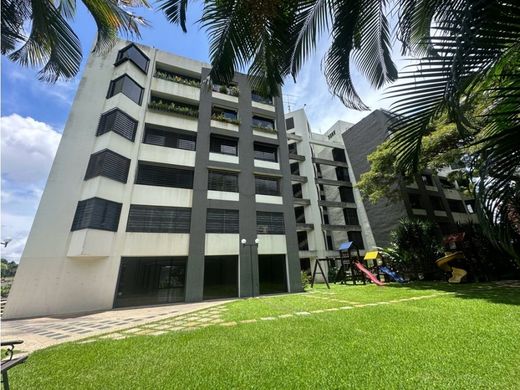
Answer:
xmin=154 ymin=71 xmax=201 ymax=88
xmin=211 ymin=113 xmax=240 ymax=125
xmin=301 ymin=271 xmax=311 ymax=290
xmin=148 ymin=100 xmax=199 ymax=118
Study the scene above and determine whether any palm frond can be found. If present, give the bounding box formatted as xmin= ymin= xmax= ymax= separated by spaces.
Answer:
xmin=1 ymin=0 xmax=31 ymax=54
xmin=8 ymin=0 xmax=82 ymax=82
xmin=157 ymin=0 xmax=189 ymax=33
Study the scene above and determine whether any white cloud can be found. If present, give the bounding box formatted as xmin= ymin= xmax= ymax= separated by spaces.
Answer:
xmin=1 ymin=114 xmax=62 ymax=185
xmin=1 ymin=115 xmax=61 ymax=261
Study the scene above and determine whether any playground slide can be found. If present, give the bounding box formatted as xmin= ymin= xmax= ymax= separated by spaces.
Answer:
xmin=379 ymin=266 xmax=406 ymax=283
xmin=354 ymin=262 xmax=384 ymax=286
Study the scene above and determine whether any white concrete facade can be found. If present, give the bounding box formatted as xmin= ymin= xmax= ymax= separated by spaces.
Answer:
xmin=5 ymin=40 xmax=299 ymax=319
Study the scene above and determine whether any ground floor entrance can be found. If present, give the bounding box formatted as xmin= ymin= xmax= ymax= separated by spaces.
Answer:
xmin=258 ymin=254 xmax=288 ymax=295
xmin=115 ymin=257 xmax=187 ymax=308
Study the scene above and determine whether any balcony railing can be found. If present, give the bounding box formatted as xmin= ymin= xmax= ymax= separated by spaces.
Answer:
xmin=154 ymin=70 xmax=201 ymax=88
xmin=148 ymin=97 xmax=199 ymax=118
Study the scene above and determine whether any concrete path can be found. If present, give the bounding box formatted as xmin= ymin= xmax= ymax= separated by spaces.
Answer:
xmin=1 ymin=300 xmax=233 ymax=353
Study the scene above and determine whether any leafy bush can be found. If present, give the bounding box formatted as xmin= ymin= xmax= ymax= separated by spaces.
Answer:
xmin=211 ymin=113 xmax=240 ymax=125
xmin=154 ymin=71 xmax=201 ymax=88
xmin=252 ymin=124 xmax=277 ymax=134
xmin=148 ymin=100 xmax=199 ymax=118
xmin=301 ymin=271 xmax=311 ymax=290
xmin=386 ymin=218 xmax=443 ymax=280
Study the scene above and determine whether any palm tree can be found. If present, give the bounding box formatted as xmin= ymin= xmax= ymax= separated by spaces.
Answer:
xmin=1 ymin=0 xmax=150 ymax=82
xmin=159 ymin=0 xmax=519 ymax=257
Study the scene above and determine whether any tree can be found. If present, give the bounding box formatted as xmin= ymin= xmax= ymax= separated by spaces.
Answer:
xmin=1 ymin=0 xmax=149 ymax=81
xmin=1 ymin=258 xmax=18 ymax=278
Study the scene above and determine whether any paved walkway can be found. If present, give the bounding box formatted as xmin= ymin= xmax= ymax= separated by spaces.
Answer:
xmin=1 ymin=300 xmax=233 ymax=353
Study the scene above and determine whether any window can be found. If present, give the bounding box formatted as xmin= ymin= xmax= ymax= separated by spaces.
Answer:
xmin=257 ymin=211 xmax=285 ymax=234
xmin=84 ymin=149 xmax=130 ymax=183
xmin=212 ymin=107 xmax=238 ymax=121
xmin=288 ymin=143 xmax=298 ymax=155
xmin=430 ymin=197 xmax=445 ymax=211
xmin=326 ymin=235 xmax=334 ymax=250
xmin=290 ymin=162 xmax=300 ymax=175
xmin=292 ymin=183 xmax=303 ymax=198
xmin=336 ymin=166 xmax=349 ymax=182
xmin=294 ymin=207 xmax=305 ymax=223
xmin=71 ymin=198 xmax=122 ymax=232
xmin=339 ymin=186 xmax=355 ymax=203
xmin=210 ymin=135 xmax=238 ymax=156
xmin=126 ymin=205 xmax=191 ymax=233
xmin=343 ymin=208 xmax=359 ymax=225
xmin=348 ymin=231 xmax=365 ymax=249
xmin=206 ymin=209 xmax=239 ymax=233
xmin=408 ymin=193 xmax=423 ymax=209
xmin=298 ymin=231 xmax=309 ymax=250
xmin=255 ymin=176 xmax=280 ymax=196
xmin=421 ymin=174 xmax=434 ymax=187
xmin=136 ymin=163 xmax=193 ymax=189
xmin=252 ymin=116 xmax=275 ymax=130
xmin=448 ymin=199 xmax=466 ymax=213
xmin=97 ymin=109 xmax=138 ymax=141
xmin=327 ymin=130 xmax=336 ymax=140
xmin=254 ymin=143 xmax=278 ymax=162
xmin=285 ymin=117 xmax=294 ymax=130
xmin=252 ymin=91 xmax=273 ymax=105
xmin=143 ymin=127 xmax=196 ymax=151
xmin=208 ymin=171 xmax=238 ymax=192
xmin=332 ymin=148 xmax=346 ymax=162
xmin=107 ymin=75 xmax=143 ymax=105
xmin=115 ymin=44 xmax=149 ymax=73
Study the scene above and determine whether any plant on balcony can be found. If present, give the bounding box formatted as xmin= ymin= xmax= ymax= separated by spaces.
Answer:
xmin=148 ymin=99 xmax=199 ymax=118
xmin=252 ymin=124 xmax=277 ymax=134
xmin=229 ymin=86 xmax=240 ymax=97
xmin=211 ymin=113 xmax=240 ymax=126
xmin=154 ymin=71 xmax=201 ymax=88
xmin=215 ymin=84 xmax=240 ymax=97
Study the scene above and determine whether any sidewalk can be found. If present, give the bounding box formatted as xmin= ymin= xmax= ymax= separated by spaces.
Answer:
xmin=1 ymin=300 xmax=233 ymax=353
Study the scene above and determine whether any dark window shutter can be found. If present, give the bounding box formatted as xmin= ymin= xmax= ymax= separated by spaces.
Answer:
xmin=143 ymin=127 xmax=196 ymax=151
xmin=208 ymin=171 xmax=238 ymax=192
xmin=285 ymin=117 xmax=294 ymax=130
xmin=343 ymin=208 xmax=359 ymax=225
xmin=97 ymin=109 xmax=138 ymax=141
xmin=206 ymin=209 xmax=239 ymax=233
xmin=126 ymin=205 xmax=191 ymax=233
xmin=254 ymin=142 xmax=278 ymax=162
xmin=348 ymin=231 xmax=364 ymax=249
xmin=84 ymin=150 xmax=130 ymax=183
xmin=339 ymin=186 xmax=355 ymax=203
xmin=107 ymin=75 xmax=143 ymax=105
xmin=116 ymin=44 xmax=149 ymax=73
xmin=256 ymin=211 xmax=285 ymax=234
xmin=71 ymin=198 xmax=122 ymax=232
xmin=136 ymin=163 xmax=194 ymax=189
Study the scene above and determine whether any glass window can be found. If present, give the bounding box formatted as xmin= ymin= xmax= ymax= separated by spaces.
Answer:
xmin=292 ymin=183 xmax=303 ymax=198
xmin=252 ymin=91 xmax=273 ymax=105
xmin=421 ymin=174 xmax=434 ymax=186
xmin=143 ymin=127 xmax=196 ymax=151
xmin=290 ymin=162 xmax=300 ymax=175
xmin=285 ymin=117 xmax=294 ymax=130
xmin=332 ymin=148 xmax=347 ymax=162
xmin=126 ymin=205 xmax=191 ymax=233
xmin=203 ymin=256 xmax=238 ymax=300
xmin=254 ymin=142 xmax=278 ymax=162
xmin=208 ymin=171 xmax=238 ymax=192
xmin=297 ymin=231 xmax=309 ymax=250
xmin=210 ymin=135 xmax=238 ymax=156
xmin=336 ymin=167 xmax=349 ymax=182
xmin=136 ymin=163 xmax=194 ymax=189
xmin=206 ymin=209 xmax=239 ymax=233
xmin=256 ymin=211 xmax=285 ymax=234
xmin=252 ymin=116 xmax=275 ymax=130
xmin=71 ymin=198 xmax=122 ymax=232
xmin=84 ymin=149 xmax=130 ymax=183
xmin=295 ymin=206 xmax=306 ymax=223
xmin=255 ymin=176 xmax=280 ymax=196
xmin=430 ymin=196 xmax=445 ymax=211
xmin=115 ymin=257 xmax=187 ymax=308
xmin=448 ymin=199 xmax=466 ymax=213
xmin=212 ymin=107 xmax=238 ymax=121
xmin=115 ymin=44 xmax=149 ymax=73
xmin=339 ymin=186 xmax=355 ymax=203
xmin=107 ymin=75 xmax=143 ymax=105
xmin=348 ymin=231 xmax=365 ymax=249
xmin=97 ymin=109 xmax=138 ymax=141
xmin=343 ymin=208 xmax=359 ymax=225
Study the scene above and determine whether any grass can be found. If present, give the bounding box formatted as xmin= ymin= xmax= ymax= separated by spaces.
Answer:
xmin=9 ymin=282 xmax=520 ymax=389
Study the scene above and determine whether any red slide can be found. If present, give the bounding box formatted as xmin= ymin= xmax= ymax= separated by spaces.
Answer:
xmin=354 ymin=262 xmax=384 ymax=286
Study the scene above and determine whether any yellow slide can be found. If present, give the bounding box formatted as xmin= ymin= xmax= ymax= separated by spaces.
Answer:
xmin=435 ymin=252 xmax=467 ymax=283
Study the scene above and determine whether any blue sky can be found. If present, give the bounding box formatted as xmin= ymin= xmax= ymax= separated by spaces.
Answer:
xmin=1 ymin=3 xmax=398 ymax=261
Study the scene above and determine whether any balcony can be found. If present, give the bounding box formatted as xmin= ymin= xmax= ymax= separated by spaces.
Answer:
xmin=148 ymin=97 xmax=199 ymax=119
xmin=152 ymin=71 xmax=200 ymax=103
xmin=312 ymin=157 xmax=349 ymax=168
xmin=211 ymin=107 xmax=240 ymax=132
xmin=289 ymin=153 xmax=305 ymax=161
xmin=296 ymin=223 xmax=314 ymax=231
xmin=291 ymin=175 xmax=308 ymax=183
xmin=315 ymin=178 xmax=350 ymax=187
xmin=212 ymin=84 xmax=240 ymax=105
xmin=252 ymin=115 xmax=277 ymax=136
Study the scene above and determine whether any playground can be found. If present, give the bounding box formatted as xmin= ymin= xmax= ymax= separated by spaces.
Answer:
xmin=6 ymin=281 xmax=520 ymax=389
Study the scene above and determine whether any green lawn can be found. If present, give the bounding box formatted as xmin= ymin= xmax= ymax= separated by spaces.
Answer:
xmin=9 ymin=282 xmax=520 ymax=389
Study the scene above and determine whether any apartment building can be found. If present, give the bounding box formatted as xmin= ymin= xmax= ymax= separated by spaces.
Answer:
xmin=343 ymin=110 xmax=478 ymax=247
xmin=4 ymin=40 xmax=302 ymax=319
xmin=284 ymin=109 xmax=375 ymax=271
